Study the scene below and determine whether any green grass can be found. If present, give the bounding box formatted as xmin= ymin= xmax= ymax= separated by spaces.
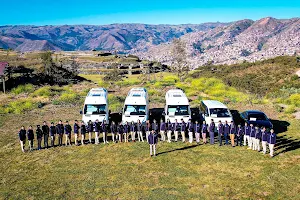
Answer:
xmin=0 ymin=108 xmax=299 ymax=199
xmin=11 ymin=84 xmax=35 ymax=95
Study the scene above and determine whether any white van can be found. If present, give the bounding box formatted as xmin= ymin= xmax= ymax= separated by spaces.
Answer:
xmin=81 ymin=88 xmax=109 ymax=124
xmin=122 ymin=88 xmax=149 ymax=124
xmin=164 ymin=89 xmax=191 ymax=123
xmin=200 ymin=100 xmax=233 ymax=125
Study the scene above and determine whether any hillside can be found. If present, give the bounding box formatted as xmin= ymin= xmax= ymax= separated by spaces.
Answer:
xmin=138 ymin=17 xmax=300 ymax=67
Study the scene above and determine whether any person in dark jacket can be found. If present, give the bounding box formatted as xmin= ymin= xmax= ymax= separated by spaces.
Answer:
xmin=194 ymin=121 xmax=200 ymax=144
xmin=217 ymin=120 xmax=224 ymax=146
xmin=36 ymin=125 xmax=43 ymax=150
xmin=261 ymin=127 xmax=268 ymax=154
xmin=159 ymin=119 xmax=166 ymax=142
xmin=229 ymin=121 xmax=236 ymax=147
xmin=88 ymin=120 xmax=93 ymax=143
xmin=64 ymin=121 xmax=72 ymax=146
xmin=137 ymin=119 xmax=144 ymax=142
xmin=124 ymin=122 xmax=130 ymax=142
xmin=187 ymin=119 xmax=194 ymax=143
xmin=253 ymin=126 xmax=261 ymax=151
xmin=268 ymin=129 xmax=276 ymax=157
xmin=130 ymin=121 xmax=136 ymax=142
xmin=80 ymin=121 xmax=87 ymax=145
xmin=102 ymin=120 xmax=108 ymax=144
xmin=236 ymin=124 xmax=244 ymax=146
xmin=56 ymin=120 xmax=64 ymax=146
xmin=145 ymin=120 xmax=151 ymax=143
xmin=248 ymin=124 xmax=255 ymax=150
xmin=110 ymin=121 xmax=117 ymax=143
xmin=224 ymin=121 xmax=230 ymax=145
xmin=152 ymin=119 xmax=159 ymax=133
xmin=42 ymin=121 xmax=49 ymax=148
xmin=94 ymin=119 xmax=100 ymax=144
xmin=243 ymin=122 xmax=251 ymax=147
xmin=173 ymin=119 xmax=180 ymax=142
xmin=18 ymin=126 xmax=26 ymax=152
xmin=49 ymin=122 xmax=56 ymax=147
xmin=27 ymin=125 xmax=34 ymax=151
xmin=166 ymin=119 xmax=172 ymax=143
xmin=201 ymin=121 xmax=208 ymax=144
xmin=209 ymin=119 xmax=215 ymax=145
xmin=180 ymin=119 xmax=186 ymax=143
xmin=74 ymin=120 xmax=80 ymax=145
xmin=117 ymin=122 xmax=124 ymax=142
xmin=148 ymin=129 xmax=158 ymax=157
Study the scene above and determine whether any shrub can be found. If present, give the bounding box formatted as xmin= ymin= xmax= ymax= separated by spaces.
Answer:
xmin=11 ymin=84 xmax=35 ymax=95
xmin=0 ymin=98 xmax=38 ymax=114
xmin=286 ymin=94 xmax=300 ymax=107
xmin=54 ymin=91 xmax=82 ymax=105
xmin=108 ymin=94 xmax=125 ymax=112
xmin=31 ymin=86 xmax=52 ymax=97
xmin=284 ymin=105 xmax=296 ymax=114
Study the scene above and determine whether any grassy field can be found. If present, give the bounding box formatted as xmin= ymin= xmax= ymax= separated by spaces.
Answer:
xmin=0 ymin=60 xmax=300 ymax=199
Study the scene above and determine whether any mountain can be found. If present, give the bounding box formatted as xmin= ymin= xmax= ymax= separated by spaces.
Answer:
xmin=137 ymin=17 xmax=300 ymax=67
xmin=0 ymin=23 xmax=227 ymax=52
xmin=0 ymin=17 xmax=299 ymax=67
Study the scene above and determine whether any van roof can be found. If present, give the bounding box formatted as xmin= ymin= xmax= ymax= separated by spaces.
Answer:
xmin=202 ymin=100 xmax=228 ymax=109
xmin=127 ymin=88 xmax=147 ymax=98
xmin=87 ymin=88 xmax=107 ymax=97
xmin=166 ymin=89 xmax=189 ymax=105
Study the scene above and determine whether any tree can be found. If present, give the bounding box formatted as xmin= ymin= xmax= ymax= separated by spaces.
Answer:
xmin=171 ymin=38 xmax=189 ymax=81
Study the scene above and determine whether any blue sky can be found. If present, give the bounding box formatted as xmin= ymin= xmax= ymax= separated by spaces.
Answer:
xmin=1 ymin=0 xmax=299 ymax=25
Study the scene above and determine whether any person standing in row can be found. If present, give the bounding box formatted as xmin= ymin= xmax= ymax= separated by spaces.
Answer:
xmin=202 ymin=121 xmax=208 ymax=144
xmin=166 ymin=119 xmax=172 ymax=143
xmin=236 ymin=124 xmax=244 ymax=146
xmin=27 ymin=125 xmax=34 ymax=151
xmin=94 ymin=119 xmax=100 ymax=144
xmin=152 ymin=119 xmax=159 ymax=133
xmin=268 ymin=129 xmax=276 ymax=157
xmin=217 ymin=120 xmax=224 ymax=146
xmin=248 ymin=124 xmax=255 ymax=150
xmin=253 ymin=126 xmax=261 ymax=151
xmin=130 ymin=121 xmax=136 ymax=142
xmin=209 ymin=119 xmax=215 ymax=145
xmin=244 ymin=122 xmax=250 ymax=147
xmin=187 ymin=119 xmax=194 ymax=143
xmin=194 ymin=121 xmax=200 ymax=144
xmin=110 ymin=121 xmax=117 ymax=143
xmin=88 ymin=120 xmax=93 ymax=144
xmin=42 ymin=121 xmax=49 ymax=148
xmin=64 ymin=121 xmax=72 ymax=146
xmin=74 ymin=120 xmax=80 ymax=146
xmin=180 ymin=119 xmax=186 ymax=143
xmin=36 ymin=125 xmax=43 ymax=150
xmin=117 ymin=122 xmax=124 ymax=142
xmin=124 ymin=122 xmax=130 ymax=143
xmin=50 ymin=122 xmax=56 ymax=147
xmin=148 ymin=129 xmax=158 ymax=157
xmin=145 ymin=120 xmax=151 ymax=143
xmin=224 ymin=121 xmax=230 ymax=145
xmin=73 ymin=120 xmax=80 ymax=146
xmin=56 ymin=120 xmax=64 ymax=146
xmin=102 ymin=120 xmax=108 ymax=144
xmin=229 ymin=121 xmax=236 ymax=147
xmin=261 ymin=127 xmax=268 ymax=154
xmin=160 ymin=119 xmax=166 ymax=142
xmin=18 ymin=126 xmax=26 ymax=152
xmin=173 ymin=119 xmax=179 ymax=142
xmin=81 ymin=121 xmax=86 ymax=145
xmin=137 ymin=120 xmax=144 ymax=142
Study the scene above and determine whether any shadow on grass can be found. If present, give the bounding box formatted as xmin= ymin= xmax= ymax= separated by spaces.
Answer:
xmin=274 ymin=135 xmax=300 ymax=157
xmin=157 ymin=144 xmax=199 ymax=156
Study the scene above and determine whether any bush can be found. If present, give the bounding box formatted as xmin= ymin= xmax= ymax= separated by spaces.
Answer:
xmin=54 ymin=91 xmax=82 ymax=105
xmin=286 ymin=94 xmax=300 ymax=107
xmin=31 ymin=86 xmax=53 ymax=97
xmin=0 ymin=98 xmax=38 ymax=114
xmin=11 ymin=84 xmax=35 ymax=95
xmin=108 ymin=94 xmax=125 ymax=112
xmin=284 ymin=105 xmax=296 ymax=114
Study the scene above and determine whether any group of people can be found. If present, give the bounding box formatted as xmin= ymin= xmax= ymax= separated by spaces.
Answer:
xmin=18 ymin=118 xmax=277 ymax=157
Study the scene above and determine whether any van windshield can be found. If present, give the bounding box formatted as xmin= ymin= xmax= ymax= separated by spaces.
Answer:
xmin=209 ymin=108 xmax=231 ymax=118
xmin=124 ymin=105 xmax=146 ymax=115
xmin=168 ymin=105 xmax=190 ymax=116
xmin=84 ymin=104 xmax=106 ymax=115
